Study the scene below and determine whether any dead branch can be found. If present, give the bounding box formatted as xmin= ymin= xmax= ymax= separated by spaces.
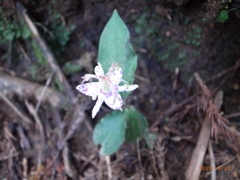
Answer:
xmin=186 ymin=72 xmax=240 ymax=179
xmin=185 ymin=113 xmax=211 ymax=180
xmin=63 ymin=145 xmax=78 ymax=179
xmin=0 ymin=152 xmax=19 ymax=161
xmin=25 ymin=100 xmax=46 ymax=173
xmin=17 ymin=3 xmax=86 ymax=178
xmin=151 ymin=93 xmax=198 ymax=129
xmin=205 ymin=59 xmax=240 ymax=83
xmin=17 ymin=2 xmax=75 ymax=103
xmin=0 ymin=91 xmax=31 ymax=128
xmin=225 ymin=112 xmax=240 ymax=119
xmin=185 ymin=80 xmax=223 ymax=180
xmin=16 ymin=126 xmax=31 ymax=149
xmin=137 ymin=139 xmax=144 ymax=179
xmin=17 ymin=2 xmax=86 ymax=139
xmin=35 ymin=72 xmax=54 ymax=113
xmin=206 ymin=156 xmax=237 ymax=177
xmin=154 ymin=135 xmax=169 ymax=180
xmin=206 ymin=96 xmax=240 ymax=142
xmin=208 ymin=140 xmax=216 ymax=180
xmin=25 ymin=101 xmax=45 ymax=146
xmin=194 ymin=73 xmax=212 ymax=111
xmin=105 ymin=156 xmax=112 ymax=180
xmin=0 ymin=70 xmax=68 ymax=109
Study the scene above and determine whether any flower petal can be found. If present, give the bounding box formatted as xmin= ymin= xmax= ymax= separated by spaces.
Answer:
xmin=94 ymin=62 xmax=105 ymax=76
xmin=117 ymin=84 xmax=139 ymax=92
xmin=105 ymin=92 xmax=123 ymax=110
xmin=92 ymin=98 xmax=104 ymax=118
xmin=76 ymin=82 xmax=100 ymax=97
xmin=107 ymin=63 xmax=122 ymax=85
xmin=82 ymin=74 xmax=98 ymax=82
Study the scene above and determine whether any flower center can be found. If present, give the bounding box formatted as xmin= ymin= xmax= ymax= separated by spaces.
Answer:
xmin=102 ymin=79 xmax=111 ymax=93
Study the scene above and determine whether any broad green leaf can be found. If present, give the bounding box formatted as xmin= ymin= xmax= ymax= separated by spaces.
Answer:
xmin=93 ymin=111 xmax=127 ymax=155
xmin=98 ymin=10 xmax=137 ymax=92
xmin=124 ymin=106 xmax=148 ymax=143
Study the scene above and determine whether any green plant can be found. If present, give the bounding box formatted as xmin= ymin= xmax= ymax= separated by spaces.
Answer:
xmin=132 ymin=10 xmax=192 ymax=72
xmin=185 ymin=27 xmax=202 ymax=47
xmin=216 ymin=9 xmax=229 ymax=23
xmin=49 ymin=22 xmax=75 ymax=47
xmin=28 ymin=40 xmax=49 ymax=80
xmin=44 ymin=3 xmax=75 ymax=51
xmin=93 ymin=106 xmax=149 ymax=155
xmin=76 ymin=10 xmax=154 ymax=155
xmin=0 ymin=7 xmax=30 ymax=44
xmin=215 ymin=0 xmax=232 ymax=23
xmin=63 ymin=61 xmax=83 ymax=75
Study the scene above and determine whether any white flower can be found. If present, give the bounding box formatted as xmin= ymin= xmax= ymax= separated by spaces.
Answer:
xmin=76 ymin=62 xmax=138 ymax=118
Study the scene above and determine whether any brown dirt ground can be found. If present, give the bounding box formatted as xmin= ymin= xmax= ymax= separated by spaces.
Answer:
xmin=0 ymin=0 xmax=240 ymax=179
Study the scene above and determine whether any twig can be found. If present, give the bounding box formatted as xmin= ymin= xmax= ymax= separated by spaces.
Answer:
xmin=80 ymin=154 xmax=98 ymax=170
xmin=105 ymin=156 xmax=112 ymax=180
xmin=0 ymin=91 xmax=31 ymax=127
xmin=151 ymin=150 xmax=160 ymax=179
xmin=217 ymin=156 xmax=237 ymax=168
xmin=62 ymin=115 xmax=85 ymax=147
xmin=137 ymin=138 xmax=144 ymax=179
xmin=17 ymin=41 xmax=32 ymax=63
xmin=205 ymin=59 xmax=240 ymax=83
xmin=154 ymin=135 xmax=169 ymax=180
xmin=134 ymin=74 xmax=150 ymax=83
xmin=7 ymin=41 xmax=12 ymax=68
xmin=63 ymin=145 xmax=78 ymax=179
xmin=208 ymin=140 xmax=216 ymax=180
xmin=35 ymin=71 xmax=54 ymax=112
xmin=224 ymin=112 xmax=240 ymax=119
xmin=25 ymin=100 xmax=45 ymax=145
xmin=206 ymin=156 xmax=237 ymax=176
xmin=16 ymin=126 xmax=31 ymax=149
xmin=151 ymin=93 xmax=198 ymax=129
xmin=0 ymin=152 xmax=19 ymax=161
xmin=25 ymin=100 xmax=45 ymax=168
xmin=22 ymin=158 xmax=28 ymax=180
xmin=173 ymin=67 xmax=179 ymax=92
xmin=34 ymin=22 xmax=55 ymax=38
xmin=205 ymin=66 xmax=234 ymax=83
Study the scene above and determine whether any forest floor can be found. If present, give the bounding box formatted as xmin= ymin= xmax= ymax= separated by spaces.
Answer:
xmin=0 ymin=0 xmax=240 ymax=179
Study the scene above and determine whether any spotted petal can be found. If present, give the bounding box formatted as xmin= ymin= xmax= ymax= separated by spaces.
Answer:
xmin=117 ymin=84 xmax=139 ymax=92
xmin=107 ymin=63 xmax=123 ymax=85
xmin=105 ymin=92 xmax=123 ymax=110
xmin=94 ymin=62 xmax=105 ymax=76
xmin=76 ymin=82 xmax=100 ymax=97
xmin=92 ymin=98 xmax=104 ymax=118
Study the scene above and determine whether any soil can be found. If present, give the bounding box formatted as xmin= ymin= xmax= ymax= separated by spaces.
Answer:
xmin=0 ymin=0 xmax=240 ymax=179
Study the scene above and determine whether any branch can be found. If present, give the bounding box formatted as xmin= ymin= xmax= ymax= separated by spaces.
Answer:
xmin=185 ymin=82 xmax=223 ymax=180
xmin=0 ymin=70 xmax=67 ymax=109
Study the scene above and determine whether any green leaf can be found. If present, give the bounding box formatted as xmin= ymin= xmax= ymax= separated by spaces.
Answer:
xmin=98 ymin=9 xmax=137 ymax=95
xmin=21 ymin=24 xmax=31 ymax=39
xmin=216 ymin=9 xmax=228 ymax=23
xmin=144 ymin=132 xmax=156 ymax=149
xmin=124 ymin=106 xmax=148 ymax=143
xmin=63 ymin=61 xmax=82 ymax=75
xmin=93 ymin=111 xmax=127 ymax=155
